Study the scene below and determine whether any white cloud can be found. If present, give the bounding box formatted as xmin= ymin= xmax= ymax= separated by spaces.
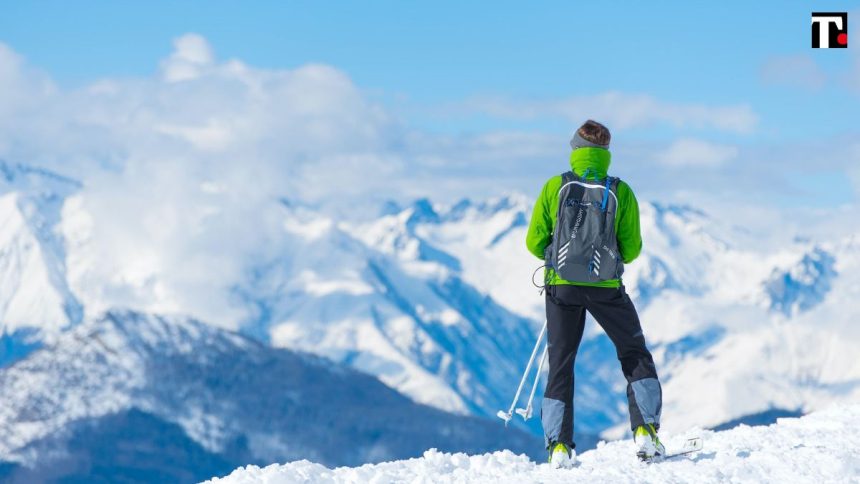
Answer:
xmin=658 ymin=138 xmax=739 ymax=167
xmin=160 ymin=33 xmax=215 ymax=82
xmin=760 ymin=55 xmax=826 ymax=90
xmin=0 ymin=43 xmax=56 ymax=137
xmin=407 ymin=130 xmax=560 ymax=166
xmin=464 ymin=92 xmax=759 ymax=134
xmin=0 ymin=36 xmax=406 ymax=329
xmin=154 ymin=119 xmax=235 ymax=151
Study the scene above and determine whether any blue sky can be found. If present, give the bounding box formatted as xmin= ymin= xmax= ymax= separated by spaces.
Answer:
xmin=0 ymin=1 xmax=858 ymax=208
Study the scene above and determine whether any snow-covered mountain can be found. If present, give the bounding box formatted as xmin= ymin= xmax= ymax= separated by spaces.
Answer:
xmin=231 ymin=199 xmax=542 ymax=425
xmin=0 ymin=160 xmax=83 ymax=365
xmin=207 ymin=403 xmax=860 ymax=484
xmin=0 ymin=310 xmax=538 ymax=482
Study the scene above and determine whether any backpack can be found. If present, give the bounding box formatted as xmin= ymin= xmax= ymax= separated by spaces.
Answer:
xmin=544 ymin=171 xmax=624 ymax=283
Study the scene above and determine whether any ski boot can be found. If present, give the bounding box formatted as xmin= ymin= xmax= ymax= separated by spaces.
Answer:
xmin=634 ymin=424 xmax=665 ymax=461
xmin=548 ymin=442 xmax=576 ymax=469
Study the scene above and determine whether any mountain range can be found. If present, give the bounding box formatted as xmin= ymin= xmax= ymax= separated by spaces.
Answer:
xmin=0 ymin=160 xmax=858 ymax=480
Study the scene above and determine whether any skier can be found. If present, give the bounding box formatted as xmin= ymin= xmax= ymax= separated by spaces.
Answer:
xmin=525 ymin=120 xmax=663 ymax=468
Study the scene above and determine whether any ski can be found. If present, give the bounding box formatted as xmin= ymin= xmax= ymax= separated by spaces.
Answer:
xmin=639 ymin=437 xmax=703 ymax=463
xmin=662 ymin=436 xmax=703 ymax=459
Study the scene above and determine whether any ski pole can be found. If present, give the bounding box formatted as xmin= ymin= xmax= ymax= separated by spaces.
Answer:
xmin=497 ymin=319 xmax=547 ymax=426
xmin=516 ymin=340 xmax=548 ymax=420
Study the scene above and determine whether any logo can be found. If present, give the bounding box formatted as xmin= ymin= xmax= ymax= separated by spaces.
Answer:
xmin=811 ymin=12 xmax=847 ymax=48
xmin=570 ymin=206 xmax=584 ymax=241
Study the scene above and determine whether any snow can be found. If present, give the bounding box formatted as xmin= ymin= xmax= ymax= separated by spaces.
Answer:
xmin=207 ymin=404 xmax=860 ymax=484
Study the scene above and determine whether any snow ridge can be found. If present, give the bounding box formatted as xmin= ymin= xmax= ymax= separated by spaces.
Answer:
xmin=207 ymin=404 xmax=860 ymax=484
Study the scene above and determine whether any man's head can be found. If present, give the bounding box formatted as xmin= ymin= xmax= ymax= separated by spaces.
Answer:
xmin=569 ymin=120 xmax=611 ymax=150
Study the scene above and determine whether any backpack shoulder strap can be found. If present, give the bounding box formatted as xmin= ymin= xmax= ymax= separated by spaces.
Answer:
xmin=557 ymin=171 xmax=576 ymax=198
xmin=609 ymin=176 xmax=623 ymax=200
xmin=554 ymin=171 xmax=576 ymax=227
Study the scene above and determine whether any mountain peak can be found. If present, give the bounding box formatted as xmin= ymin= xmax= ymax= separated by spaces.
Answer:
xmin=406 ymin=198 xmax=440 ymax=225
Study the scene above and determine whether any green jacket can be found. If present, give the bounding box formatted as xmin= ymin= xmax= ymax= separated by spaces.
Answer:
xmin=525 ymin=147 xmax=642 ymax=287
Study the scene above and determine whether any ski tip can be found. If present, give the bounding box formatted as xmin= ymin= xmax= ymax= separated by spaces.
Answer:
xmin=496 ymin=410 xmax=512 ymax=423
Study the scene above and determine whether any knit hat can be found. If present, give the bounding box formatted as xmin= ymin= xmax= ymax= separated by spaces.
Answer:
xmin=569 ymin=131 xmax=609 ymax=151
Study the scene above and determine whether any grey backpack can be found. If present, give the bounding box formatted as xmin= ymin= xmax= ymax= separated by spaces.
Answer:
xmin=545 ymin=171 xmax=624 ymax=283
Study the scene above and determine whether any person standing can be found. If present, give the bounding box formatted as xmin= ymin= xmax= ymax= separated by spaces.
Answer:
xmin=525 ymin=120 xmax=663 ymax=468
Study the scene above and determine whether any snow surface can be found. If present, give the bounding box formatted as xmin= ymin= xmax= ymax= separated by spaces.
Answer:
xmin=207 ymin=404 xmax=860 ymax=484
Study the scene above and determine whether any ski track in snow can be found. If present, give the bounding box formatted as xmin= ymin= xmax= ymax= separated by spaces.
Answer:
xmin=206 ymin=404 xmax=860 ymax=484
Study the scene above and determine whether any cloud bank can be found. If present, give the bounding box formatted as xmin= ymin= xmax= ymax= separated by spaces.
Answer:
xmin=1 ymin=34 xmax=408 ymax=327
xmin=0 ymin=33 xmax=852 ymax=329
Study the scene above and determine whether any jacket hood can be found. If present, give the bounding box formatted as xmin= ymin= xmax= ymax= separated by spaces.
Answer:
xmin=569 ymin=147 xmax=611 ymax=179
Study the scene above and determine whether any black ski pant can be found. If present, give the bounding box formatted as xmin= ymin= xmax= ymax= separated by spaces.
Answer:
xmin=541 ymin=284 xmax=661 ymax=450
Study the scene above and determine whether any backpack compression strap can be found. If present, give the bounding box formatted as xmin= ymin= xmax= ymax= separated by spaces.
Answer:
xmin=600 ymin=176 xmax=615 ymax=212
